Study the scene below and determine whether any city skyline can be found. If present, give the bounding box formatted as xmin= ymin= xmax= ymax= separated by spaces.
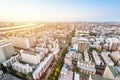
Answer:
xmin=0 ymin=0 xmax=120 ymax=22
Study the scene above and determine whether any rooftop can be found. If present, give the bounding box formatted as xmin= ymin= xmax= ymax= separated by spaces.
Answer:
xmin=108 ymin=66 xmax=119 ymax=78
xmin=74 ymin=72 xmax=80 ymax=80
xmin=90 ymin=75 xmax=111 ymax=80
xmin=115 ymin=66 xmax=120 ymax=74
xmin=79 ymin=65 xmax=96 ymax=72
xmin=58 ymin=67 xmax=73 ymax=80
xmin=12 ymin=62 xmax=32 ymax=70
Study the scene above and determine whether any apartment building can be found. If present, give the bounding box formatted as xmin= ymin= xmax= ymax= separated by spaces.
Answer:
xmin=12 ymin=62 xmax=33 ymax=74
xmin=32 ymin=54 xmax=54 ymax=80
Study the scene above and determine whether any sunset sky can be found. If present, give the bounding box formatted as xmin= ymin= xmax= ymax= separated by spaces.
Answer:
xmin=0 ymin=0 xmax=120 ymax=22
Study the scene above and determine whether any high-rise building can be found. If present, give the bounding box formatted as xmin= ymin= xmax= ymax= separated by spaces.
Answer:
xmin=71 ymin=37 xmax=78 ymax=45
xmin=8 ymin=36 xmax=36 ymax=49
xmin=78 ymin=41 xmax=89 ymax=52
xmin=108 ymin=38 xmax=120 ymax=51
xmin=0 ymin=35 xmax=15 ymax=63
xmin=109 ymin=52 xmax=120 ymax=66
xmin=109 ymin=42 xmax=118 ymax=51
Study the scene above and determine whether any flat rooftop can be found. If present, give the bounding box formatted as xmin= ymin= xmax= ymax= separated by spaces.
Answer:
xmin=108 ymin=66 xmax=119 ymax=78
xmin=58 ymin=68 xmax=73 ymax=80
xmin=90 ymin=75 xmax=110 ymax=80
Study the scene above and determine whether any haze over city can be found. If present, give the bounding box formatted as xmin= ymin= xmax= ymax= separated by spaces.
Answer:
xmin=0 ymin=0 xmax=120 ymax=22
xmin=0 ymin=0 xmax=120 ymax=80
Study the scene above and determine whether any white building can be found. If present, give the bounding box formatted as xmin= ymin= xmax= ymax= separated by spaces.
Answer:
xmin=77 ymin=62 xmax=96 ymax=75
xmin=74 ymin=72 xmax=80 ymax=80
xmin=53 ymin=39 xmax=59 ymax=49
xmin=72 ymin=37 xmax=78 ymax=45
xmin=106 ymin=38 xmax=120 ymax=51
xmin=20 ymin=50 xmax=45 ymax=64
xmin=58 ymin=67 xmax=73 ymax=80
xmin=52 ymin=49 xmax=60 ymax=59
xmin=32 ymin=54 xmax=54 ymax=80
xmin=0 ymin=37 xmax=15 ymax=63
xmin=64 ymin=54 xmax=72 ymax=67
xmin=2 ymin=54 xmax=21 ymax=67
xmin=34 ymin=47 xmax=48 ymax=54
xmin=92 ymin=50 xmax=102 ymax=65
xmin=72 ymin=53 xmax=83 ymax=62
xmin=101 ymin=52 xmax=114 ymax=66
xmin=73 ymin=44 xmax=78 ymax=51
xmin=84 ymin=50 xmax=89 ymax=62
xmin=12 ymin=62 xmax=33 ymax=74
xmin=8 ymin=36 xmax=36 ymax=49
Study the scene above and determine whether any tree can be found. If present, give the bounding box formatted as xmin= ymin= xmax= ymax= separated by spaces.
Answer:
xmin=73 ymin=66 xmax=80 ymax=73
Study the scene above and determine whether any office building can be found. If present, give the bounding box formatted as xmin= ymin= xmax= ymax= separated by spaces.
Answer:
xmin=20 ymin=50 xmax=45 ymax=64
xmin=78 ymin=41 xmax=89 ymax=52
xmin=0 ymin=35 xmax=15 ymax=63
xmin=8 ymin=36 xmax=36 ymax=49
xmin=109 ymin=42 xmax=118 ymax=51
xmin=108 ymin=38 xmax=120 ymax=51
xmin=109 ymin=52 xmax=120 ymax=66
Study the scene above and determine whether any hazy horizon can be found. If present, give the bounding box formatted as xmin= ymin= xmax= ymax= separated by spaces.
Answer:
xmin=0 ymin=0 xmax=120 ymax=22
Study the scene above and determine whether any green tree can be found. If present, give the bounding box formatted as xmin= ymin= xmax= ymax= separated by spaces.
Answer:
xmin=73 ymin=66 xmax=80 ymax=73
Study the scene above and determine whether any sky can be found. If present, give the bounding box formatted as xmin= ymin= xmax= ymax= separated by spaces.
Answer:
xmin=0 ymin=0 xmax=120 ymax=22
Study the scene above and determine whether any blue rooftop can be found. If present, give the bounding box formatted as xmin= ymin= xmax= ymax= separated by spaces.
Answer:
xmin=115 ymin=66 xmax=120 ymax=74
xmin=70 ymin=48 xmax=76 ymax=52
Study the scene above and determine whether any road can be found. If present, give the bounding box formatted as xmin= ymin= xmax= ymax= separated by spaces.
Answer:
xmin=40 ymin=59 xmax=56 ymax=80
xmin=40 ymin=32 xmax=72 ymax=80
